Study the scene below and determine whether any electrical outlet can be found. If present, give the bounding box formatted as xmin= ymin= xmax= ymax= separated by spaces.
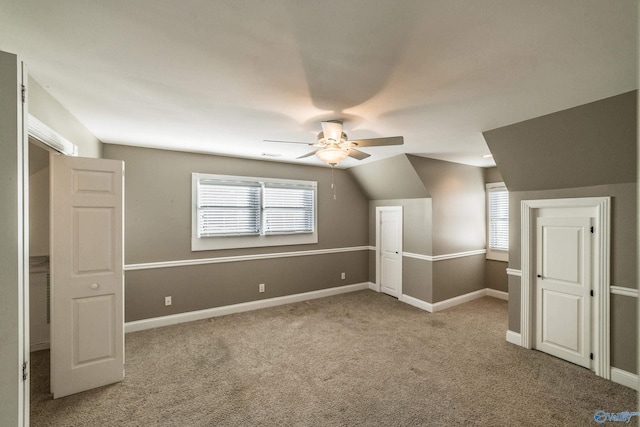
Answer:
xmin=165 ymin=296 xmax=172 ymax=306
xmin=259 ymin=283 xmax=265 ymax=293
xmin=341 ymin=272 xmax=346 ymax=280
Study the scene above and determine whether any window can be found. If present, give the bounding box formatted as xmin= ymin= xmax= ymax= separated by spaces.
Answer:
xmin=263 ymin=184 xmax=315 ymax=235
xmin=486 ymin=183 xmax=509 ymax=261
xmin=192 ymin=173 xmax=317 ymax=251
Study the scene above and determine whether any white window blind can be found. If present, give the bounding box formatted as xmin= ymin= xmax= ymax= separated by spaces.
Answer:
xmin=488 ymin=185 xmax=509 ymax=251
xmin=263 ymin=185 xmax=314 ymax=234
xmin=197 ymin=181 xmax=261 ymax=237
xmin=193 ymin=174 xmax=317 ymax=248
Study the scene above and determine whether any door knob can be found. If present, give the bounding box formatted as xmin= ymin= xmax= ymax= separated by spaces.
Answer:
xmin=537 ymin=275 xmax=542 ymax=278
xmin=90 ymin=283 xmax=99 ymax=289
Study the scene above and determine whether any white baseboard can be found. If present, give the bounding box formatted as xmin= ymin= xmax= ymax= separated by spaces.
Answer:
xmin=368 ymin=282 xmax=380 ymax=292
xmin=30 ymin=341 xmax=50 ymax=352
xmin=400 ymin=294 xmax=434 ymax=313
xmin=399 ymin=288 xmax=508 ymax=314
xmin=432 ymin=289 xmax=487 ymax=312
xmin=610 ymin=367 xmax=639 ymax=390
xmin=506 ymin=330 xmax=522 ymax=346
xmin=486 ymin=288 xmax=509 ymax=301
xmin=125 ymin=282 xmax=370 ymax=333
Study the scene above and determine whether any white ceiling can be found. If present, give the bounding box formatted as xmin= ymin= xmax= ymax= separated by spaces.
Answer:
xmin=1 ymin=0 xmax=637 ymax=168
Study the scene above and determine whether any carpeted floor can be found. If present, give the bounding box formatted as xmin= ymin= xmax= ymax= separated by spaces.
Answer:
xmin=30 ymin=290 xmax=637 ymax=426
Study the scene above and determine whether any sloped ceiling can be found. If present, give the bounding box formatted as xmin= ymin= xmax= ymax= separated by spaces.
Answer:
xmin=0 ymin=0 xmax=637 ymax=168
xmin=348 ymin=155 xmax=429 ymax=200
xmin=484 ymin=91 xmax=637 ymax=191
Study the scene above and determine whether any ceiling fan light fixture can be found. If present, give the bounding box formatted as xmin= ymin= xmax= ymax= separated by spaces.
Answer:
xmin=315 ymin=146 xmax=349 ymax=166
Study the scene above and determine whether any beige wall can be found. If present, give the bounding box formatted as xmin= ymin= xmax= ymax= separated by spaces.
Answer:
xmin=102 ymin=144 xmax=370 ymax=321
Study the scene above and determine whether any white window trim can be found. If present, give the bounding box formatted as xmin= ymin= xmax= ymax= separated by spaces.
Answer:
xmin=486 ymin=182 xmax=509 ymax=262
xmin=192 ymin=173 xmax=318 ymax=251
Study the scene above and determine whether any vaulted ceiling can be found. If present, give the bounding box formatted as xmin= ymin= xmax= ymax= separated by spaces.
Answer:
xmin=0 ymin=0 xmax=637 ymax=168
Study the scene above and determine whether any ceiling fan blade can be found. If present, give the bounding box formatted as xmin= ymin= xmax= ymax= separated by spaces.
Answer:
xmin=321 ymin=121 xmax=343 ymax=143
xmin=264 ymin=139 xmax=313 ymax=145
xmin=350 ymin=136 xmax=404 ymax=147
xmin=347 ymin=148 xmax=370 ymax=160
xmin=296 ymin=150 xmax=319 ymax=159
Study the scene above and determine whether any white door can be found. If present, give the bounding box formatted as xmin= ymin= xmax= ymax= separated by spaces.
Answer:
xmin=535 ymin=216 xmax=592 ymax=368
xmin=378 ymin=207 xmax=402 ymax=298
xmin=50 ymin=154 xmax=124 ymax=398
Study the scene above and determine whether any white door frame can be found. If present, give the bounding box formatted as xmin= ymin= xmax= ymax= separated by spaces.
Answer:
xmin=18 ymin=57 xmax=29 ymax=427
xmin=521 ymin=197 xmax=610 ymax=379
xmin=375 ymin=206 xmax=403 ymax=296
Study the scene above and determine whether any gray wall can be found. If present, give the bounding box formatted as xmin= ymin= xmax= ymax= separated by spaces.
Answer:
xmin=368 ymin=199 xmax=433 ymax=302
xmin=508 ymin=184 xmax=637 ymax=286
xmin=433 ymin=255 xmax=486 ymax=302
xmin=361 ymin=156 xmax=486 ymax=304
xmin=368 ymin=199 xmax=432 ymax=255
xmin=29 ymin=143 xmax=50 ymax=256
xmin=484 ymin=166 xmax=503 ymax=184
xmin=484 ymin=166 xmax=508 ymax=292
xmin=126 ymin=251 xmax=368 ymax=321
xmin=0 ymin=50 xmax=21 ymax=427
xmin=484 ymin=91 xmax=637 ymax=192
xmin=409 ymin=156 xmax=486 ymax=302
xmin=348 ymin=154 xmax=429 ymax=200
xmin=485 ymin=260 xmax=508 ymax=292
xmin=485 ymin=92 xmax=638 ymax=374
xmin=403 ymin=257 xmax=432 ymax=303
xmin=611 ymin=294 xmax=637 ymax=374
xmin=102 ymin=144 xmax=370 ymax=321
xmin=28 ymin=77 xmax=102 ymax=158
xmin=407 ymin=155 xmax=486 ymax=255
xmin=507 ymin=183 xmax=638 ymax=373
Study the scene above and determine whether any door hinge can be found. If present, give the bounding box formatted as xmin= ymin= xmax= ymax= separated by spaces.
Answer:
xmin=590 ymin=226 xmax=594 ymax=234
xmin=590 ymin=353 xmax=594 ymax=360
xmin=22 ymin=361 xmax=28 ymax=381
xmin=21 ymin=85 xmax=26 ymax=103
xmin=590 ymin=290 xmax=594 ymax=297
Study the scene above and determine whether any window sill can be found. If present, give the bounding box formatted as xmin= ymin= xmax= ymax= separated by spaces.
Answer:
xmin=192 ymin=232 xmax=318 ymax=251
xmin=486 ymin=250 xmax=509 ymax=262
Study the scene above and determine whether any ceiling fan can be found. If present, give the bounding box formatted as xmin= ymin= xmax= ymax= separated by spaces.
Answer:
xmin=265 ymin=120 xmax=404 ymax=167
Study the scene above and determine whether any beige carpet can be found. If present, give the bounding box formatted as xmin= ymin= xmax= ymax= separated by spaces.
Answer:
xmin=30 ymin=290 xmax=637 ymax=426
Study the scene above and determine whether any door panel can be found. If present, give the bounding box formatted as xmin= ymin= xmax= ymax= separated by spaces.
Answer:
xmin=535 ymin=216 xmax=591 ymax=368
xmin=51 ymin=154 xmax=124 ymax=398
xmin=74 ymin=295 xmax=115 ymax=364
xmin=74 ymin=207 xmax=115 ymax=273
xmin=379 ymin=208 xmax=402 ymax=298
xmin=540 ymin=290 xmax=581 ymax=353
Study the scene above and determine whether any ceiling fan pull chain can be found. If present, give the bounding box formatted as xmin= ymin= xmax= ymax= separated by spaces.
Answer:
xmin=331 ymin=165 xmax=337 ymax=200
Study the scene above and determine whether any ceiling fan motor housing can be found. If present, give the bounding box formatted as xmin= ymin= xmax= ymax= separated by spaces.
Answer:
xmin=317 ymin=131 xmax=350 ymax=148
